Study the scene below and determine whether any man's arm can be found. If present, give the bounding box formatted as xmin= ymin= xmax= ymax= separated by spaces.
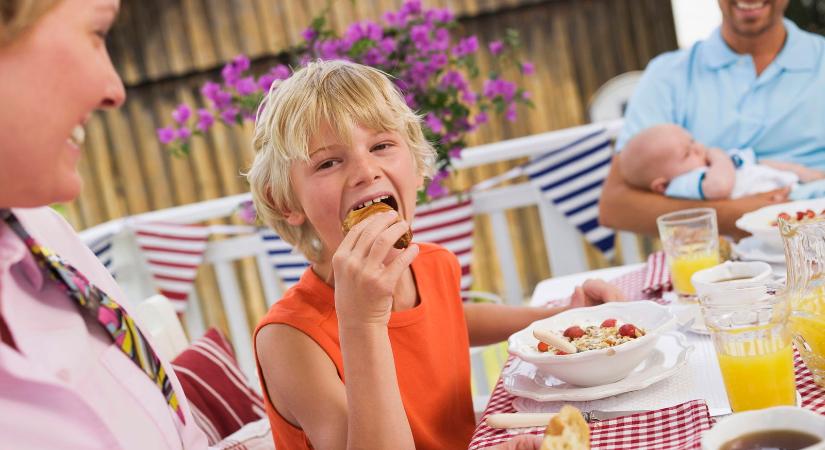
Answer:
xmin=598 ymin=157 xmax=790 ymax=238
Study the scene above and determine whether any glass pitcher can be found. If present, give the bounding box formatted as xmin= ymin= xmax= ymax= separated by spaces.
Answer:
xmin=778 ymin=216 xmax=825 ymax=386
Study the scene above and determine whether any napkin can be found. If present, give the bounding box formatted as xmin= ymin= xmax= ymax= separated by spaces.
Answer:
xmin=642 ymin=251 xmax=672 ymax=296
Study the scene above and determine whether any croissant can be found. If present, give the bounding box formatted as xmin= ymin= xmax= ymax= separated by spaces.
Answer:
xmin=342 ymin=202 xmax=412 ymax=249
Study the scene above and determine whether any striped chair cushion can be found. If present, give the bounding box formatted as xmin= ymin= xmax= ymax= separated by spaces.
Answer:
xmin=412 ymin=194 xmax=474 ymax=291
xmin=171 ymin=328 xmax=266 ymax=444
xmin=259 ymin=229 xmax=310 ymax=289
xmin=524 ymin=128 xmax=617 ymax=258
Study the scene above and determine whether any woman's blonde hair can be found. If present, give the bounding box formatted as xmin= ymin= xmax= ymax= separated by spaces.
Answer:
xmin=247 ymin=60 xmax=436 ymax=261
xmin=0 ymin=0 xmax=59 ymax=46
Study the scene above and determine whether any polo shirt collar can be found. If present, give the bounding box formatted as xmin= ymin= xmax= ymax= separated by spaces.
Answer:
xmin=774 ymin=19 xmax=815 ymax=71
xmin=702 ymin=18 xmax=814 ymax=72
xmin=0 ymin=210 xmax=45 ymax=291
xmin=703 ymin=26 xmax=739 ymax=69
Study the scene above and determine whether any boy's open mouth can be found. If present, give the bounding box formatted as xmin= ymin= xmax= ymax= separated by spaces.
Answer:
xmin=351 ymin=195 xmax=399 ymax=213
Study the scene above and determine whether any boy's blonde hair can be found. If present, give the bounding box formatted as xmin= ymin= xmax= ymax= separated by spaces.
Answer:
xmin=0 ymin=0 xmax=59 ymax=46
xmin=247 ymin=60 xmax=436 ymax=261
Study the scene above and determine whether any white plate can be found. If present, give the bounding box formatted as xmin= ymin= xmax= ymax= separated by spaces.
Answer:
xmin=502 ymin=332 xmax=692 ymax=402
xmin=732 ymin=236 xmax=785 ymax=263
xmin=735 ymin=198 xmax=825 ymax=251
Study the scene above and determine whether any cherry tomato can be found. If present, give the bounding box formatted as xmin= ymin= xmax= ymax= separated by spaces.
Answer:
xmin=619 ymin=323 xmax=639 ymax=338
xmin=563 ymin=326 xmax=585 ymax=339
xmin=601 ymin=318 xmax=617 ymax=328
xmin=537 ymin=342 xmax=549 ymax=352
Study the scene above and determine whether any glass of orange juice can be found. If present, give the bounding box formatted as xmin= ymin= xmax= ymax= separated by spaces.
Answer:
xmin=699 ymin=284 xmax=797 ymax=412
xmin=657 ymin=208 xmax=720 ymax=300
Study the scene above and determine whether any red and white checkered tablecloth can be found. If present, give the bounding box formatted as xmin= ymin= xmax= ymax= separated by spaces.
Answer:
xmin=469 ymin=352 xmax=825 ymax=449
xmin=472 ymin=261 xmax=825 ymax=449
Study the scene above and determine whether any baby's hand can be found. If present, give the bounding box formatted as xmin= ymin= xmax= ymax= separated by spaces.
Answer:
xmin=332 ymin=210 xmax=419 ymax=329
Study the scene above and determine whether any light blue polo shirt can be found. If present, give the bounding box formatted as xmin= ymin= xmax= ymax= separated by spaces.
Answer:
xmin=617 ymin=19 xmax=825 ymax=171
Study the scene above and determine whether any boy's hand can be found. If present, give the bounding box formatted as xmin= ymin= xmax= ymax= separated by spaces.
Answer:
xmin=569 ymin=278 xmax=625 ymax=309
xmin=332 ymin=210 xmax=419 ymax=329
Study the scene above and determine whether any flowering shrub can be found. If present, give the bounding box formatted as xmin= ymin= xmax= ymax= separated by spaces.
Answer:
xmin=159 ymin=0 xmax=533 ymax=198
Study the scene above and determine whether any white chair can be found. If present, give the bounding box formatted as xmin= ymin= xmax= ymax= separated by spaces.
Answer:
xmin=587 ymin=71 xmax=644 ymax=123
xmin=133 ymin=294 xmax=189 ymax=362
xmin=588 ymin=71 xmax=646 ymax=265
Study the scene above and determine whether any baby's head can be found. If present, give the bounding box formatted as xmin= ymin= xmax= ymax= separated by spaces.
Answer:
xmin=619 ymin=124 xmax=708 ymax=194
xmin=247 ymin=60 xmax=436 ymax=261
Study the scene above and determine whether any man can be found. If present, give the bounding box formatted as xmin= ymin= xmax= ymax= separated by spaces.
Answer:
xmin=599 ymin=0 xmax=825 ymax=237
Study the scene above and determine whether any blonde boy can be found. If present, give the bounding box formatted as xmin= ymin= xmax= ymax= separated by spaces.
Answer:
xmin=248 ymin=60 xmax=622 ymax=450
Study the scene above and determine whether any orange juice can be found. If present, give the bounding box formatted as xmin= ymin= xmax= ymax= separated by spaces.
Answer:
xmin=669 ymin=250 xmax=720 ymax=295
xmin=790 ymin=289 xmax=825 ymax=355
xmin=716 ymin=342 xmax=796 ymax=412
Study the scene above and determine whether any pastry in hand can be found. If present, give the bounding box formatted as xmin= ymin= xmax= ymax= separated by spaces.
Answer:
xmin=540 ymin=405 xmax=590 ymax=450
xmin=342 ymin=201 xmax=412 ymax=249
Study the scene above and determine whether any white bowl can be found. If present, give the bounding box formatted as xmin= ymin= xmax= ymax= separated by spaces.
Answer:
xmin=507 ymin=301 xmax=678 ymax=387
xmin=701 ymin=406 xmax=825 ymax=450
xmin=691 ymin=261 xmax=774 ymax=298
xmin=735 ymin=198 xmax=825 ymax=251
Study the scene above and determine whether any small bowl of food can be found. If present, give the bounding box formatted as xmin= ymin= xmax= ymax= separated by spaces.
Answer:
xmin=507 ymin=301 xmax=678 ymax=387
xmin=735 ymin=199 xmax=825 ymax=251
xmin=701 ymin=406 xmax=825 ymax=450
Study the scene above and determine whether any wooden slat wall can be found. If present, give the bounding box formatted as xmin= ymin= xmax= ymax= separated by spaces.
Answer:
xmin=69 ymin=0 xmax=677 ymax=334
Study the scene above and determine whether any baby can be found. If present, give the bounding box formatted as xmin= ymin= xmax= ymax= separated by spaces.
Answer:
xmin=618 ymin=124 xmax=825 ymax=200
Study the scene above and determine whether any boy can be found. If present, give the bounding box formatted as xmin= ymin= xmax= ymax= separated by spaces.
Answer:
xmin=619 ymin=124 xmax=825 ymax=201
xmin=247 ymin=60 xmax=622 ymax=450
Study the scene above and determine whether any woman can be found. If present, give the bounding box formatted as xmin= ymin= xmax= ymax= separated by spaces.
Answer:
xmin=0 ymin=1 xmax=208 ymax=448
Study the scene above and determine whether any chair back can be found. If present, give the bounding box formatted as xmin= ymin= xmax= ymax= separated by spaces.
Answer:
xmin=587 ymin=71 xmax=647 ymax=264
xmin=587 ymin=71 xmax=644 ymax=122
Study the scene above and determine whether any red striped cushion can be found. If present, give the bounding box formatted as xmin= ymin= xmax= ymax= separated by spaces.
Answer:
xmin=412 ymin=194 xmax=474 ymax=291
xmin=172 ymin=328 xmax=266 ymax=444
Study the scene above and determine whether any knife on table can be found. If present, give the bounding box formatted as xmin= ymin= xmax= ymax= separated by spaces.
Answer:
xmin=485 ymin=410 xmax=648 ymax=429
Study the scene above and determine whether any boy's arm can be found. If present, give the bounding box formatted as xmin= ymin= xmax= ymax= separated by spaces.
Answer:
xmin=599 ymin=157 xmax=790 ymax=238
xmin=464 ymin=280 xmax=624 ymax=346
xmin=701 ymin=148 xmax=736 ymax=199
xmin=761 ymin=159 xmax=825 ymax=183
xmin=256 ymin=324 xmax=351 ymax=450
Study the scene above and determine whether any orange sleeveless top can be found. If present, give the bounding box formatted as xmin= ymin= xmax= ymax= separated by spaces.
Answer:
xmin=254 ymin=243 xmax=475 ymax=450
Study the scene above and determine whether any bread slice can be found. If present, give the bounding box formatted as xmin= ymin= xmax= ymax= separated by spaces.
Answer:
xmin=341 ymin=202 xmax=412 ymax=249
xmin=540 ymin=405 xmax=590 ymax=450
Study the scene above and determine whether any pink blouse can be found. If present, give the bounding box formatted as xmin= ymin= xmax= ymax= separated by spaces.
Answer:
xmin=0 ymin=207 xmax=208 ymax=449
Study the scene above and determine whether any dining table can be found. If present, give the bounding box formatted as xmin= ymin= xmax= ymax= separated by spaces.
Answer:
xmin=468 ymin=257 xmax=825 ymax=449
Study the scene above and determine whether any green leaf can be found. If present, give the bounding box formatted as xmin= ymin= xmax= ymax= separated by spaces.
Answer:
xmin=349 ymin=38 xmax=375 ymax=57
xmin=311 ymin=15 xmax=326 ymax=31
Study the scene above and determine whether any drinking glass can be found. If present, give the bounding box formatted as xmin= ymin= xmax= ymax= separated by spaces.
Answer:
xmin=657 ymin=208 xmax=720 ymax=300
xmin=699 ymin=284 xmax=797 ymax=412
